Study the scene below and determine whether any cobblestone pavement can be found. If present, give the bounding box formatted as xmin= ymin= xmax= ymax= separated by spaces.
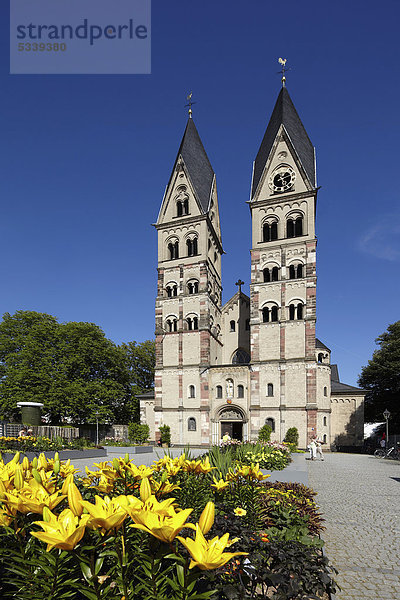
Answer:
xmin=308 ymin=453 xmax=400 ymax=600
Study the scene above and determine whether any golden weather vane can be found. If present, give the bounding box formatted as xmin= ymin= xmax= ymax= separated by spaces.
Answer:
xmin=185 ymin=91 xmax=196 ymax=118
xmin=278 ymin=57 xmax=289 ymax=87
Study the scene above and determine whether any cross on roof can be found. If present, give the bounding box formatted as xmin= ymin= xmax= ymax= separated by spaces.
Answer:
xmin=235 ymin=279 xmax=244 ymax=293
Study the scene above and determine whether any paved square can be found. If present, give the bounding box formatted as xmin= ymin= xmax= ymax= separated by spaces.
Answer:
xmin=308 ymin=453 xmax=400 ymax=600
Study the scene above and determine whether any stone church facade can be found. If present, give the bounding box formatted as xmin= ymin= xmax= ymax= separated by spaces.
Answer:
xmin=140 ymin=86 xmax=364 ymax=449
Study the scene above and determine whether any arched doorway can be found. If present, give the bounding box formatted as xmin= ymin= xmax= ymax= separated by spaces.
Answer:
xmin=219 ymin=407 xmax=245 ymax=441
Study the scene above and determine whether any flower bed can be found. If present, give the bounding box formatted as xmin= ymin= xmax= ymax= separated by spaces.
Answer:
xmin=0 ymin=451 xmax=337 ymax=599
xmin=0 ymin=435 xmax=94 ymax=453
xmin=207 ymin=440 xmax=292 ymax=472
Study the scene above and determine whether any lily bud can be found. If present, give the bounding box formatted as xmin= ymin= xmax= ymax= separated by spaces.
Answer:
xmin=31 ymin=457 xmax=38 ymax=469
xmin=42 ymin=506 xmax=52 ymax=522
xmin=61 ymin=474 xmax=74 ymax=495
xmin=32 ymin=468 xmax=42 ymax=484
xmin=198 ymin=501 xmax=215 ymax=535
xmin=38 ymin=453 xmax=47 ymax=470
xmin=14 ymin=465 xmax=24 ymax=490
xmin=53 ymin=460 xmax=60 ymax=475
xmin=140 ymin=477 xmax=152 ymax=502
xmin=22 ymin=456 xmax=29 ymax=471
xmin=161 ymin=471 xmax=168 ymax=483
xmin=54 ymin=452 xmax=59 ymax=462
xmin=124 ymin=453 xmax=130 ymax=464
xmin=67 ymin=482 xmax=83 ymax=516
xmin=11 ymin=451 xmax=20 ymax=465
xmin=112 ymin=458 xmax=119 ymax=471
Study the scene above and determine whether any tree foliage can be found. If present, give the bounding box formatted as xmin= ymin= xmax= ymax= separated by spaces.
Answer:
xmin=0 ymin=310 xmax=155 ymax=426
xmin=358 ymin=321 xmax=400 ymax=429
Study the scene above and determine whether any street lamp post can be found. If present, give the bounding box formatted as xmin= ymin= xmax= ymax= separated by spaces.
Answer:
xmin=95 ymin=411 xmax=100 ymax=446
xmin=383 ymin=408 xmax=390 ymax=450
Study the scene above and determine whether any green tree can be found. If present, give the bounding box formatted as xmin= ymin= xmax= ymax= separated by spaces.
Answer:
xmin=358 ymin=321 xmax=400 ymax=429
xmin=119 ymin=340 xmax=155 ymax=422
xmin=0 ymin=311 xmax=131 ymax=425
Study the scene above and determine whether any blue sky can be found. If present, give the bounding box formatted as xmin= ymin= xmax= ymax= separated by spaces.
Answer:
xmin=0 ymin=0 xmax=399 ymax=386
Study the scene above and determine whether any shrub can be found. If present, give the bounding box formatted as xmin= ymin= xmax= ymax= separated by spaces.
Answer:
xmin=258 ymin=424 xmax=272 ymax=442
xmin=159 ymin=424 xmax=171 ymax=446
xmin=284 ymin=426 xmax=299 ymax=446
xmin=128 ymin=422 xmax=150 ymax=445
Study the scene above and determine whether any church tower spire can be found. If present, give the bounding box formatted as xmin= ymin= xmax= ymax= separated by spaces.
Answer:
xmin=248 ymin=86 xmax=326 ymax=448
xmin=153 ymin=116 xmax=223 ymax=445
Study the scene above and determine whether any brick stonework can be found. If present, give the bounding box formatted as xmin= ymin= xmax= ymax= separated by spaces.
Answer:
xmin=307 ymin=408 xmax=317 ymax=441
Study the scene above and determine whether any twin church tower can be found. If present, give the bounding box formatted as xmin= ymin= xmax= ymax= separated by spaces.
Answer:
xmin=140 ymin=84 xmax=364 ymax=448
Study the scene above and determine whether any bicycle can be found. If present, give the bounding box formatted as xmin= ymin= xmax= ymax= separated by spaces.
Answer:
xmin=374 ymin=445 xmax=400 ymax=459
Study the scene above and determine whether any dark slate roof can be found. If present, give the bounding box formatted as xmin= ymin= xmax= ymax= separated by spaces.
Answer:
xmin=172 ymin=118 xmax=215 ymax=213
xmin=136 ymin=390 xmax=155 ymax=399
xmin=316 ymin=338 xmax=331 ymax=352
xmin=251 ymin=87 xmax=316 ymax=198
xmin=330 ymin=364 xmax=364 ymax=393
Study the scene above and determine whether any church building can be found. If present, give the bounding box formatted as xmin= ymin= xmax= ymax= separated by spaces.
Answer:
xmin=140 ymin=83 xmax=365 ymax=449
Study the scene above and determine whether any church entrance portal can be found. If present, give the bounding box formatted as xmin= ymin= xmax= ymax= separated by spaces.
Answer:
xmin=219 ymin=407 xmax=244 ymax=441
xmin=221 ymin=421 xmax=243 ymax=441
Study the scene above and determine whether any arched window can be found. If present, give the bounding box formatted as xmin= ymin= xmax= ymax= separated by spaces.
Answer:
xmin=188 ymin=385 xmax=195 ymax=398
xmin=166 ymin=283 xmax=178 ymax=298
xmin=177 ymin=201 xmax=183 ymax=217
xmin=265 ymin=417 xmax=275 ymax=432
xmin=188 ymin=417 xmax=196 ymax=431
xmin=288 ymin=303 xmax=303 ymax=320
xmin=168 ymin=241 xmax=179 ymax=260
xmin=264 ymin=267 xmax=279 ymax=282
xmin=166 ymin=317 xmax=178 ymax=332
xmin=271 ymin=306 xmax=278 ymax=322
xmin=289 ymin=264 xmax=303 ymax=279
xmin=267 ymin=383 xmax=274 ymax=397
xmin=262 ymin=307 xmax=270 ymax=323
xmin=237 ymin=384 xmax=244 ymax=398
xmin=323 ymin=416 xmax=327 ymax=426
xmin=263 ymin=268 xmax=271 ymax=283
xmin=272 ymin=267 xmax=279 ymax=281
xmin=232 ymin=349 xmax=250 ymax=364
xmin=318 ymin=353 xmax=324 ymax=363
xmin=323 ymin=386 xmax=327 ymax=397
xmin=187 ymin=280 xmax=199 ymax=294
xmin=183 ymin=198 xmax=189 ymax=215
xmin=230 ymin=320 xmax=236 ymax=332
xmin=226 ymin=379 xmax=234 ymax=398
xmin=216 ymin=385 xmax=223 ymax=398
xmin=323 ymin=434 xmax=327 ymax=443
xmin=187 ymin=239 xmax=193 ymax=256
xmin=262 ymin=221 xmax=278 ymax=242
xmin=187 ymin=316 xmax=199 ymax=331
xmin=287 ymin=216 xmax=303 ymax=238
xmin=297 ymin=303 xmax=303 ymax=320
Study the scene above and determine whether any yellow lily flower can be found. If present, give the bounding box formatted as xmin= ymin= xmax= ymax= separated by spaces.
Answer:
xmin=211 ymin=477 xmax=230 ymax=492
xmin=3 ymin=480 xmax=66 ymax=515
xmin=177 ymin=524 xmax=248 ymax=571
xmin=198 ymin=502 xmax=214 ymax=535
xmin=31 ymin=508 xmax=89 ymax=551
xmin=130 ymin=496 xmax=195 ymax=543
xmin=80 ymin=495 xmax=127 ymax=532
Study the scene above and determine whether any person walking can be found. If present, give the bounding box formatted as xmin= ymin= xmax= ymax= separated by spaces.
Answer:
xmin=315 ymin=436 xmax=324 ymax=461
xmin=308 ymin=436 xmax=316 ymax=460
